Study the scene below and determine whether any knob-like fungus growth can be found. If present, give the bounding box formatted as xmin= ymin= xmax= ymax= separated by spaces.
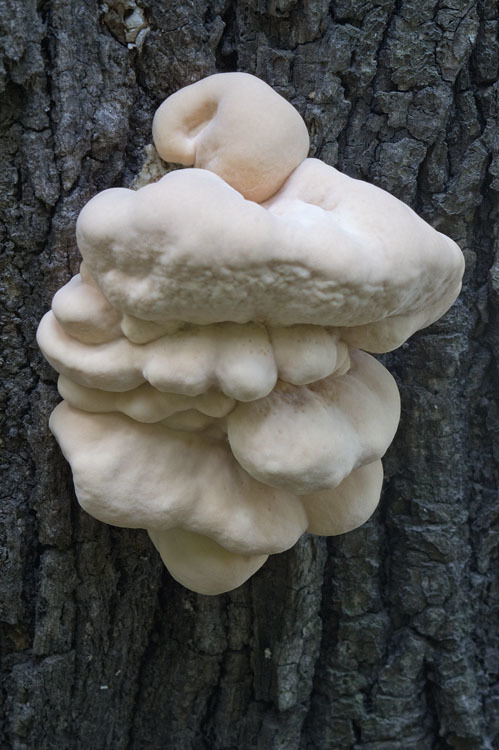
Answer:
xmin=37 ymin=72 xmax=465 ymax=595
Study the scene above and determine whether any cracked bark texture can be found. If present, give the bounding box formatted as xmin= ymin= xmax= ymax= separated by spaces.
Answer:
xmin=1 ymin=0 xmax=498 ymax=748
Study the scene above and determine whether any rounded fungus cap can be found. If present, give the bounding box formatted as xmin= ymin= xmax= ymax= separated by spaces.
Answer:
xmin=75 ymin=162 xmax=464 ymax=351
xmin=152 ymin=72 xmax=310 ymax=203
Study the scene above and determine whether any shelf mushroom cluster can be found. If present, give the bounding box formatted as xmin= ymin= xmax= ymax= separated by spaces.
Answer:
xmin=37 ymin=73 xmax=465 ymax=595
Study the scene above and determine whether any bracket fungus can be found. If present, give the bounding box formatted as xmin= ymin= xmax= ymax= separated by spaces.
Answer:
xmin=37 ymin=72 xmax=465 ymax=595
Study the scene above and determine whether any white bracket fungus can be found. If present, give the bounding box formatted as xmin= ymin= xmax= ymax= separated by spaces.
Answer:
xmin=37 ymin=72 xmax=465 ymax=595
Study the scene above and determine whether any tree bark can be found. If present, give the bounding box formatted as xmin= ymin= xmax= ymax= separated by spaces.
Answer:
xmin=1 ymin=0 xmax=498 ymax=748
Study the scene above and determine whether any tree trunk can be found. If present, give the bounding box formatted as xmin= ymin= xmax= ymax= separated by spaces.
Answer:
xmin=1 ymin=0 xmax=498 ymax=747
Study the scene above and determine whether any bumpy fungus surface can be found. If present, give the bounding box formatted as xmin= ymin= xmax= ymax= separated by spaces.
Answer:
xmin=37 ymin=72 xmax=465 ymax=595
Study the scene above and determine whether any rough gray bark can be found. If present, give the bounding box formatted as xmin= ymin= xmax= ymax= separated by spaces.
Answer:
xmin=1 ymin=0 xmax=498 ymax=748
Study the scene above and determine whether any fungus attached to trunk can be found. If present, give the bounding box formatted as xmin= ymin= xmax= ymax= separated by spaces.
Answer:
xmin=37 ymin=73 xmax=464 ymax=595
